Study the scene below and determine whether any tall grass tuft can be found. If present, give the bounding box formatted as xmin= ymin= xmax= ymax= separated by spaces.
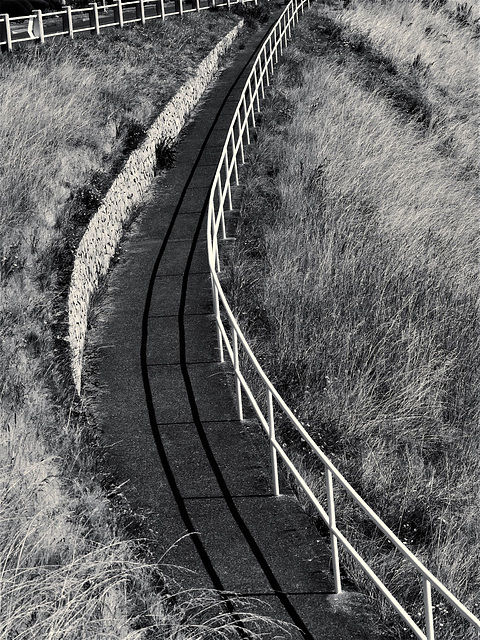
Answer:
xmin=224 ymin=4 xmax=479 ymax=637
xmin=335 ymin=0 xmax=479 ymax=178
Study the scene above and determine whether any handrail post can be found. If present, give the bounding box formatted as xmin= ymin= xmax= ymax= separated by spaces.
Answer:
xmin=89 ymin=3 xmax=100 ymax=35
xmin=156 ymin=0 xmax=165 ymax=20
xmin=251 ymin=71 xmax=260 ymax=114
xmin=268 ymin=37 xmax=274 ymax=74
xmin=237 ymin=116 xmax=245 ymax=164
xmin=263 ymin=48 xmax=270 ymax=87
xmin=62 ymin=5 xmax=74 ymax=38
xmin=242 ymin=95 xmax=251 ymax=145
xmin=273 ymin=24 xmax=279 ymax=63
xmin=217 ymin=178 xmax=227 ymax=240
xmin=195 ymin=0 xmax=200 ymax=10
xmin=34 ymin=9 xmax=45 ymax=43
xmin=267 ymin=390 xmax=280 ymax=496
xmin=232 ymin=324 xmax=243 ymax=420
xmin=211 ymin=275 xmax=224 ymax=363
xmin=326 ymin=467 xmax=342 ymax=593
xmin=136 ymin=0 xmax=146 ymax=24
xmin=231 ymin=132 xmax=239 ymax=185
xmin=114 ymin=0 xmax=124 ymax=27
xmin=423 ymin=577 xmax=435 ymax=640
xmin=258 ymin=58 xmax=265 ymax=99
xmin=224 ymin=154 xmax=233 ymax=211
xmin=0 ymin=14 xmax=13 ymax=52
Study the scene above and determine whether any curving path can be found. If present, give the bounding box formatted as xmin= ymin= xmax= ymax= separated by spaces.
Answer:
xmin=89 ymin=12 xmax=384 ymax=640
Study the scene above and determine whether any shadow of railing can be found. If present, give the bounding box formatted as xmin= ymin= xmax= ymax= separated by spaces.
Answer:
xmin=205 ymin=0 xmax=480 ymax=638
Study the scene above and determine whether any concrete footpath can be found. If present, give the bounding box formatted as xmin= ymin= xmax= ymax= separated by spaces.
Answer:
xmin=89 ymin=13 xmax=385 ymax=640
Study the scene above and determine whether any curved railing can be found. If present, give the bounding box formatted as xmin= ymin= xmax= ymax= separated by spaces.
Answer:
xmin=206 ymin=1 xmax=480 ymax=638
xmin=0 ymin=0 xmax=255 ymax=51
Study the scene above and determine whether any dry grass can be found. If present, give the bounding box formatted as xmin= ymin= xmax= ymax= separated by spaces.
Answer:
xmin=335 ymin=0 xmax=479 ymax=177
xmin=0 ymin=11 xmax=282 ymax=638
xmin=224 ymin=3 xmax=479 ymax=637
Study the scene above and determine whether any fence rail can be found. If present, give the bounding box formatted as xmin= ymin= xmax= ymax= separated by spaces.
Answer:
xmin=205 ymin=0 xmax=480 ymax=638
xmin=0 ymin=0 xmax=256 ymax=50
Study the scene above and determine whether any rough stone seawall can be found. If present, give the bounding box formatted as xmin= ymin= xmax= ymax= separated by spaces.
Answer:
xmin=68 ymin=20 xmax=244 ymax=394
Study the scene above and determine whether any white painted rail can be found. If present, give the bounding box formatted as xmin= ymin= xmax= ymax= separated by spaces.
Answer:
xmin=0 ymin=0 xmax=255 ymax=51
xmin=206 ymin=0 xmax=480 ymax=638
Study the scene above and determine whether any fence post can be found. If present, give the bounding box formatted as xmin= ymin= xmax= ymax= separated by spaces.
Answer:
xmin=89 ymin=3 xmax=100 ymax=35
xmin=267 ymin=390 xmax=280 ymax=496
xmin=114 ymin=0 xmax=124 ymax=27
xmin=251 ymin=70 xmax=260 ymax=113
xmin=224 ymin=154 xmax=232 ymax=212
xmin=217 ymin=178 xmax=227 ymax=240
xmin=62 ymin=5 xmax=74 ymax=38
xmin=268 ymin=37 xmax=274 ymax=74
xmin=237 ymin=115 xmax=245 ymax=164
xmin=175 ymin=0 xmax=183 ymax=16
xmin=136 ymin=0 xmax=146 ymax=24
xmin=156 ymin=0 xmax=165 ymax=20
xmin=211 ymin=275 xmax=224 ymax=363
xmin=231 ymin=132 xmax=239 ymax=185
xmin=243 ymin=95 xmax=251 ymax=145
xmin=34 ymin=9 xmax=44 ymax=43
xmin=0 ymin=14 xmax=13 ymax=52
xmin=195 ymin=0 xmax=200 ymax=10
xmin=232 ymin=325 xmax=243 ymax=421
xmin=263 ymin=48 xmax=270 ymax=86
xmin=326 ymin=467 xmax=342 ymax=594
xmin=423 ymin=577 xmax=435 ymax=640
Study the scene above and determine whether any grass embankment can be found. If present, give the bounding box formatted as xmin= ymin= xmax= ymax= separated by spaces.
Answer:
xmin=0 ymin=11 xmax=276 ymax=638
xmin=224 ymin=1 xmax=479 ymax=637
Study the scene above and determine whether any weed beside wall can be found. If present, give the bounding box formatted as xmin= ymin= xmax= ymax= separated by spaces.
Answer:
xmin=68 ymin=20 xmax=244 ymax=393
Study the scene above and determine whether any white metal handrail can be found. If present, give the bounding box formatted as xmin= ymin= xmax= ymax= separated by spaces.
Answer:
xmin=205 ymin=1 xmax=480 ymax=638
xmin=0 ymin=0 xmax=256 ymax=50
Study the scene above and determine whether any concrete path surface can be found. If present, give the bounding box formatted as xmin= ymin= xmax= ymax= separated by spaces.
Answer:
xmin=89 ymin=13 xmax=385 ymax=640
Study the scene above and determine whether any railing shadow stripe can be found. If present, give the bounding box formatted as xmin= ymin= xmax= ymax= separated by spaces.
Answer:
xmin=205 ymin=0 xmax=480 ymax=638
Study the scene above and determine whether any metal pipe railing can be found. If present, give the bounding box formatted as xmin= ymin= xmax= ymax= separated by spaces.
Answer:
xmin=205 ymin=1 xmax=480 ymax=638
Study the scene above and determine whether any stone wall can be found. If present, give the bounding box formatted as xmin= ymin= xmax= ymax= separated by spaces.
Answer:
xmin=68 ymin=20 xmax=244 ymax=393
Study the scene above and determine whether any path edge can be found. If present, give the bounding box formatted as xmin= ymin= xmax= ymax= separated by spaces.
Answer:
xmin=67 ymin=18 xmax=244 ymax=394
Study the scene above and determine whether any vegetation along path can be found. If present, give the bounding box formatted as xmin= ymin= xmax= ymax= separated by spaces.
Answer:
xmin=89 ymin=9 xmax=384 ymax=640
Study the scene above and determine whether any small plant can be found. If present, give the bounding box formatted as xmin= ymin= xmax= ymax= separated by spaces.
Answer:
xmin=155 ymin=141 xmax=176 ymax=172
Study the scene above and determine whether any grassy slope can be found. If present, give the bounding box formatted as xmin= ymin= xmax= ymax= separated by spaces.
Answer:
xmin=0 ymin=11 xmax=278 ymax=638
xmin=224 ymin=1 xmax=479 ymax=638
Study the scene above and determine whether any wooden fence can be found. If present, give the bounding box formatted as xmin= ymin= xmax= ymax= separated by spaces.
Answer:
xmin=0 ymin=0 xmax=256 ymax=51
